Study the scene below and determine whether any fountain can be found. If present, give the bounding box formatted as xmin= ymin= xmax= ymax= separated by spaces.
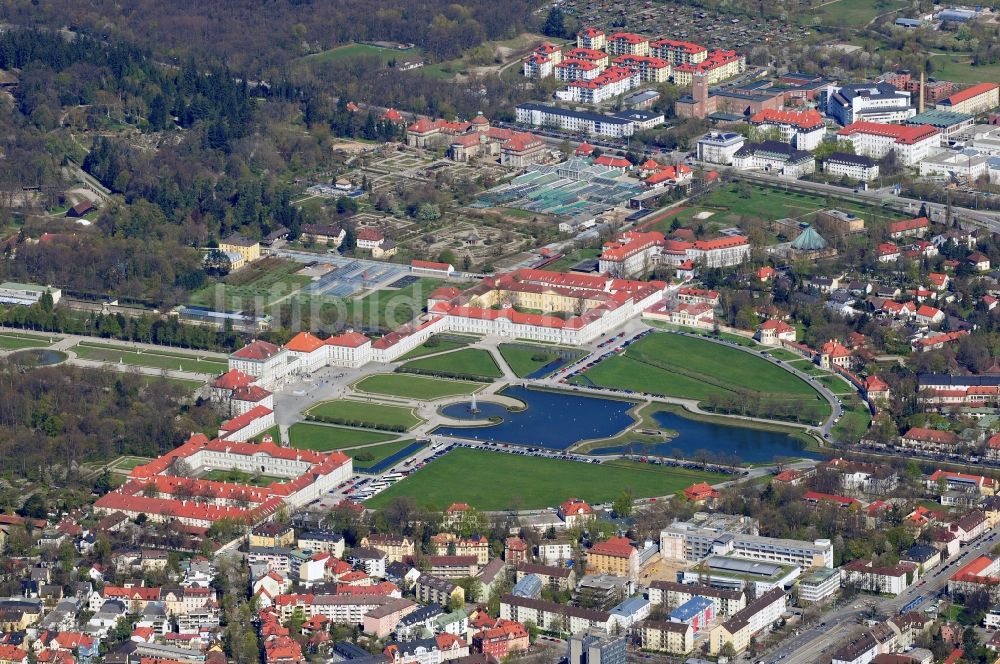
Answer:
xmin=469 ymin=392 xmax=480 ymax=415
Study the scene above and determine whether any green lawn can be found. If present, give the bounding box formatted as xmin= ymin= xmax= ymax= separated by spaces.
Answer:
xmin=766 ymin=348 xmax=803 ymax=362
xmin=576 ymin=355 xmax=724 ymax=401
xmin=345 ymin=440 xmax=421 ymax=468
xmin=289 ymin=423 xmax=398 ymax=451
xmin=308 ymin=399 xmax=423 ymax=430
xmin=398 ymin=336 xmax=473 ymax=360
xmin=188 ymin=258 xmax=311 ymax=310
xmin=0 ymin=334 xmax=53 ymax=350
xmin=929 ymin=54 xmax=1000 ymax=85
xmin=806 ymin=0 xmax=909 ymax=27
xmin=202 ymin=469 xmax=284 ymax=486
xmin=111 ymin=456 xmax=152 ymax=471
xmin=354 ymin=373 xmax=482 ymax=400
xmin=819 ymin=375 xmax=856 ymax=395
xmin=831 ymin=396 xmax=873 ymax=444
xmin=304 ymin=43 xmax=423 ymax=66
xmin=366 ymin=448 xmax=725 ymax=510
xmin=545 ymin=248 xmax=601 ymax=272
xmin=678 ymin=184 xmax=904 ymax=231
xmin=401 ymin=348 xmax=503 ymax=379
xmin=499 ymin=344 xmax=580 ymax=378
xmin=73 ymin=342 xmax=228 ymax=374
xmin=346 ymin=278 xmax=446 ymax=331
xmin=582 ymin=333 xmax=818 ymax=398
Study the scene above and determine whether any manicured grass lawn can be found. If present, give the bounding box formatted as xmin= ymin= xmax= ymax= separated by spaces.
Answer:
xmin=308 ymin=399 xmax=423 ymax=430
xmin=499 ymin=344 xmax=579 ymax=378
xmin=73 ymin=342 xmax=228 ymax=374
xmin=366 ymin=448 xmax=725 ymax=510
xmin=347 ymin=278 xmax=446 ymax=331
xmin=819 ymin=375 xmax=855 ymax=394
xmin=831 ymin=396 xmax=873 ymax=444
xmin=929 ymin=54 xmax=1000 ymax=85
xmin=680 ymin=184 xmax=905 ymax=229
xmin=545 ymin=248 xmax=601 ymax=272
xmin=575 ymin=355 xmax=724 ymax=401
xmin=0 ymin=334 xmax=53 ymax=350
xmin=289 ymin=423 xmax=397 ymax=451
xmin=202 ymin=469 xmax=284 ymax=486
xmin=188 ymin=258 xmax=311 ymax=310
xmin=141 ymin=376 xmax=205 ymax=392
xmin=584 ymin=333 xmax=818 ymax=398
xmin=354 ymin=373 xmax=481 ymax=400
xmin=111 ymin=456 xmax=152 ymax=471
xmin=767 ymin=348 xmax=803 ymax=362
xmin=250 ymin=425 xmax=283 ymax=445
xmin=402 ymin=348 xmax=502 ymax=379
xmin=807 ymin=0 xmax=908 ymax=27
xmin=344 ymin=440 xmax=420 ymax=468
xmin=398 ymin=336 xmax=472 ymax=360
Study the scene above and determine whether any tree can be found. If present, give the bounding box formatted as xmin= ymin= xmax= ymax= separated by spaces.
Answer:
xmin=719 ymin=642 xmax=737 ymax=659
xmin=542 ymin=7 xmax=566 ymax=38
xmin=612 ymin=488 xmax=634 ymax=518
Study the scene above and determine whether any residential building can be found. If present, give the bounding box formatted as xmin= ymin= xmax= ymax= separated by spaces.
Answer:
xmin=899 ymin=427 xmax=959 ymax=453
xmin=672 ymin=49 xmax=746 ymax=86
xmin=502 ymin=596 xmax=611 ymax=634
xmin=647 ymin=581 xmax=746 ymax=617
xmin=566 ymin=629 xmax=625 ymax=664
xmin=515 ymin=103 xmax=647 ymax=138
xmin=297 ymin=531 xmax=345 ymax=558
xmin=218 ymin=234 xmax=261 ymax=264
xmin=605 ymin=32 xmax=649 ymax=57
xmin=756 ymin=319 xmax=796 ymax=345
xmin=576 ymin=27 xmax=606 ymax=51
xmin=638 ymin=620 xmax=693 ymax=655
xmin=555 ymin=66 xmax=640 ymax=105
xmin=586 ymin=537 xmax=639 ymax=582
xmin=650 ymin=39 xmax=708 ymax=66
xmin=842 ymin=559 xmax=916 ymax=596
xmin=948 ymin=555 xmax=1000 ymax=601
xmin=415 ymin=576 xmax=464 ymax=608
xmin=250 ymin=523 xmax=295 ymax=549
xmin=708 ymin=588 xmax=786 ymax=655
xmin=361 ymin=535 xmax=416 ymax=563
xmin=515 ymin=563 xmax=575 ymax=591
xmin=471 ymin=619 xmax=529 ymax=659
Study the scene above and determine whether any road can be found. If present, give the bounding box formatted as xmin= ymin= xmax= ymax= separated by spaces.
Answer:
xmin=765 ymin=526 xmax=1000 ymax=664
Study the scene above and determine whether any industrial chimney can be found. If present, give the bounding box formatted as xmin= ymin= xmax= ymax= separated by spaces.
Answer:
xmin=919 ymin=71 xmax=926 ymax=114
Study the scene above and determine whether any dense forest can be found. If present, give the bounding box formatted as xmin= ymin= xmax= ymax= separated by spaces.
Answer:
xmin=0 ymin=362 xmax=216 ymax=480
xmin=0 ymin=0 xmax=540 ymax=72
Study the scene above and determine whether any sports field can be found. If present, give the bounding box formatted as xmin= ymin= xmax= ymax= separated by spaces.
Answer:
xmin=366 ymin=448 xmax=724 ymax=510
xmin=577 ymin=333 xmax=822 ymax=403
xmin=308 ymin=399 xmax=423 ymax=430
xmin=304 ymin=43 xmax=424 ymax=66
xmin=353 ymin=373 xmax=481 ymax=400
xmin=401 ymin=348 xmax=502 ymax=378
xmin=806 ymin=0 xmax=908 ymax=27
xmin=289 ymin=423 xmax=398 ymax=451
xmin=73 ymin=342 xmax=228 ymax=374
xmin=0 ymin=331 xmax=57 ymax=350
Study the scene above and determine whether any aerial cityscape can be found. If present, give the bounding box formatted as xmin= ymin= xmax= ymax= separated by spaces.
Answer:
xmin=8 ymin=0 xmax=1000 ymax=663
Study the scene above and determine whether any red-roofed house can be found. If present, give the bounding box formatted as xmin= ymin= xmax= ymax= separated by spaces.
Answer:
xmin=682 ymin=482 xmax=719 ymax=505
xmin=900 ymin=428 xmax=958 ymax=453
xmin=411 ymin=260 xmax=454 ymax=277
xmin=887 ymin=217 xmax=930 ymax=240
xmin=802 ymin=491 xmax=861 ymax=509
xmin=915 ymin=305 xmax=944 ymax=326
xmin=472 ymin=619 xmax=530 ymax=658
xmin=587 ymin=537 xmax=639 ymax=581
xmin=817 ymin=339 xmax=852 ymax=369
xmin=756 ymin=319 xmax=795 ymax=345
xmin=877 ymin=242 xmax=901 ymax=262
xmin=443 ymin=503 xmax=472 ymax=529
xmin=843 ymin=559 xmax=915 ymax=596
xmin=948 ymin=555 xmax=1000 ymax=601
xmin=381 ymin=108 xmax=404 ymax=123
xmin=863 ymin=375 xmax=891 ymax=404
xmin=593 ymin=155 xmax=633 ymax=171
xmin=558 ymin=498 xmax=593 ymax=527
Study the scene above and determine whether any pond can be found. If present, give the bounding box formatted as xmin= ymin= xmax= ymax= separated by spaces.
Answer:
xmin=590 ymin=410 xmax=823 ymax=463
xmin=436 ymin=386 xmax=822 ymax=462
xmin=436 ymin=386 xmax=635 ymax=450
xmin=7 ymin=349 xmax=67 ymax=366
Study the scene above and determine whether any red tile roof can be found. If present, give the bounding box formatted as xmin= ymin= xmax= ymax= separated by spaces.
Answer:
xmin=750 ymin=108 xmax=824 ymax=130
xmin=325 ymin=331 xmax=370 ymax=347
xmin=888 ymin=217 xmax=929 ymax=234
xmin=212 ymin=369 xmax=258 ymax=390
xmin=589 ymin=536 xmax=636 ymax=558
xmin=219 ymin=405 xmax=272 ymax=432
xmin=232 ymin=340 xmax=282 ymax=361
xmin=837 ymin=122 xmax=939 ymax=145
xmin=940 ymin=82 xmax=999 ymax=106
xmin=285 ymin=332 xmax=325 ymax=353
